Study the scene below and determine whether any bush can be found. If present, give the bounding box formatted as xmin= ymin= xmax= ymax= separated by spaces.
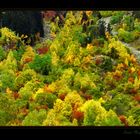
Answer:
xmin=0 ymin=70 xmax=16 ymax=91
xmin=0 ymin=46 xmax=6 ymax=61
xmin=0 ymin=94 xmax=18 ymax=125
xmin=110 ymin=12 xmax=124 ymax=25
xmin=118 ymin=28 xmax=135 ymax=43
xmin=22 ymin=109 xmax=47 ymax=126
xmin=99 ymin=11 xmax=114 ymax=17
xmin=35 ymin=92 xmax=57 ymax=108
xmin=80 ymin=99 xmax=122 ymax=126
xmin=128 ymin=107 xmax=140 ymax=125
xmin=103 ymin=94 xmax=134 ymax=115
xmin=29 ymin=53 xmax=52 ymax=75
xmin=122 ymin=15 xmax=134 ymax=31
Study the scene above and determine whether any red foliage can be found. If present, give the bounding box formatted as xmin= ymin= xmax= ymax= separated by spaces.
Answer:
xmin=13 ymin=92 xmax=20 ymax=100
xmin=42 ymin=11 xmax=56 ymax=20
xmin=134 ymin=95 xmax=140 ymax=101
xmin=79 ymin=91 xmax=92 ymax=100
xmin=113 ymin=75 xmax=122 ymax=81
xmin=72 ymin=110 xmax=84 ymax=121
xmin=37 ymin=47 xmax=49 ymax=54
xmin=95 ymin=58 xmax=102 ymax=65
xmin=119 ymin=115 xmax=128 ymax=126
xmin=84 ymin=94 xmax=92 ymax=100
xmin=58 ymin=93 xmax=66 ymax=101
xmin=130 ymin=88 xmax=137 ymax=94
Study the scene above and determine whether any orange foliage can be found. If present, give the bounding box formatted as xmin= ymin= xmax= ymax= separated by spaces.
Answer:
xmin=72 ymin=110 xmax=84 ymax=121
xmin=44 ymin=84 xmax=53 ymax=93
xmin=128 ymin=77 xmax=134 ymax=83
xmin=24 ymin=57 xmax=33 ymax=63
xmin=119 ymin=115 xmax=128 ymax=126
xmin=137 ymin=70 xmax=140 ymax=79
xmin=13 ymin=92 xmax=20 ymax=100
xmin=21 ymin=108 xmax=29 ymax=116
xmin=36 ymin=105 xmax=48 ymax=111
xmin=134 ymin=95 xmax=140 ymax=102
xmin=130 ymin=55 xmax=137 ymax=64
xmin=113 ymin=71 xmax=123 ymax=81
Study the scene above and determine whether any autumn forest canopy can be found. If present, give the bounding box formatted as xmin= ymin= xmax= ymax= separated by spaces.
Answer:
xmin=1 ymin=11 xmax=140 ymax=126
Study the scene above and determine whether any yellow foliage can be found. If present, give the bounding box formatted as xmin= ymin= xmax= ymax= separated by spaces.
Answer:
xmin=108 ymin=38 xmax=130 ymax=60
xmin=129 ymin=54 xmax=137 ymax=63
xmin=20 ymin=46 xmax=35 ymax=65
xmin=64 ymin=91 xmax=84 ymax=107
xmin=0 ymin=27 xmax=20 ymax=43
xmin=86 ymin=11 xmax=92 ymax=16
xmin=130 ymin=67 xmax=136 ymax=73
xmin=98 ymin=97 xmax=105 ymax=104
xmin=134 ymin=77 xmax=140 ymax=89
xmin=36 ymin=88 xmax=44 ymax=94
xmin=105 ymin=32 xmax=112 ymax=40
xmin=86 ymin=44 xmax=93 ymax=51
xmin=6 ymin=87 xmax=13 ymax=95
xmin=124 ymin=58 xmax=129 ymax=66
xmin=116 ymin=63 xmax=124 ymax=70
xmin=51 ymin=51 xmax=60 ymax=66
xmin=48 ymin=82 xmax=57 ymax=93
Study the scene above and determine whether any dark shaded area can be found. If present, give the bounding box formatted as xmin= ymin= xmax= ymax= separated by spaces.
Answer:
xmin=0 ymin=11 xmax=44 ymax=45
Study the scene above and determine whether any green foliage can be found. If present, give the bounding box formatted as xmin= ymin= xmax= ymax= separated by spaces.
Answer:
xmin=35 ymin=93 xmax=57 ymax=108
xmin=94 ymin=110 xmax=123 ymax=126
xmin=0 ymin=11 xmax=140 ymax=126
xmin=100 ymin=56 xmax=113 ymax=71
xmin=15 ymin=69 xmax=37 ymax=89
xmin=43 ymin=99 xmax=73 ymax=126
xmin=122 ymin=15 xmax=134 ymax=31
xmin=0 ymin=46 xmax=6 ymax=61
xmin=22 ymin=109 xmax=47 ymax=126
xmin=73 ymin=72 xmax=96 ymax=91
xmin=103 ymin=94 xmax=134 ymax=115
xmin=134 ymin=19 xmax=140 ymax=32
xmin=118 ymin=28 xmax=136 ymax=43
xmin=0 ymin=70 xmax=16 ymax=91
xmin=99 ymin=11 xmax=114 ymax=17
xmin=2 ymin=51 xmax=18 ymax=71
xmin=0 ymin=94 xmax=18 ymax=125
xmin=29 ymin=53 xmax=51 ymax=75
xmin=19 ymin=81 xmax=43 ymax=100
xmin=110 ymin=12 xmax=124 ymax=25
xmin=13 ymin=45 xmax=25 ymax=61
xmin=80 ymin=99 xmax=122 ymax=126
xmin=128 ymin=107 xmax=140 ymax=125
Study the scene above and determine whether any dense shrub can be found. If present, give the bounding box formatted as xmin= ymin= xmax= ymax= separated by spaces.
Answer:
xmin=118 ymin=28 xmax=136 ymax=43
xmin=29 ymin=53 xmax=52 ymax=75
